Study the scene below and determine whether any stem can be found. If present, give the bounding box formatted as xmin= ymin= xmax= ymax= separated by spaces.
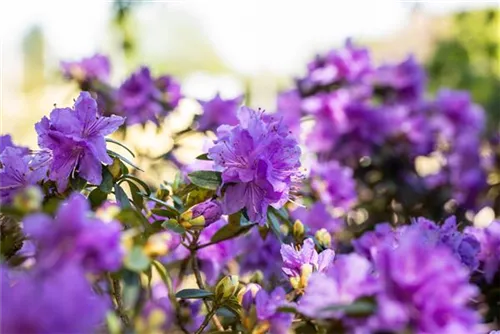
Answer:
xmin=190 ymin=233 xmax=224 ymax=332
xmin=110 ymin=276 xmax=131 ymax=328
xmin=195 ymin=307 xmax=217 ymax=334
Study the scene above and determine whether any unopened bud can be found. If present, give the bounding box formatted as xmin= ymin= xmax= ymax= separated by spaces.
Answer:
xmin=293 ymin=220 xmax=305 ymax=240
xmin=237 ymin=283 xmax=262 ymax=311
xmin=315 ymin=228 xmax=332 ymax=248
xmin=156 ymin=188 xmax=170 ymax=202
xmin=13 ymin=186 xmax=43 ymax=213
xmin=249 ymin=270 xmax=264 ymax=284
xmin=215 ymin=275 xmax=240 ymax=301
xmin=180 ymin=199 xmax=222 ymax=230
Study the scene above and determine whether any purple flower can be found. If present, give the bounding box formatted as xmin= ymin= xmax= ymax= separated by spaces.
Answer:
xmin=1 ymin=264 xmax=109 ymax=334
xmin=275 ymin=89 xmax=303 ymax=137
xmin=23 ymin=193 xmax=123 ymax=273
xmin=310 ymin=160 xmax=357 ymax=211
xmin=156 ymin=75 xmax=182 ymax=110
xmin=291 ymin=202 xmax=344 ymax=234
xmin=197 ymin=93 xmax=243 ymax=132
xmin=465 ymin=221 xmax=500 ymax=283
xmin=0 ymin=147 xmax=48 ymax=203
xmin=372 ymin=230 xmax=479 ymax=333
xmin=209 ymin=106 xmax=302 ymax=224
xmin=255 ymin=287 xmax=294 ymax=334
xmin=281 ymin=238 xmax=334 ymax=289
xmin=297 ymin=253 xmax=378 ymax=319
xmin=35 ymin=92 xmax=124 ymax=191
xmin=298 ymin=39 xmax=372 ymax=95
xmin=61 ymin=54 xmax=110 ymax=82
xmin=352 ymin=223 xmax=399 ymax=260
xmin=369 ymin=55 xmax=426 ymax=104
xmin=0 ymin=134 xmax=29 ymax=155
xmin=239 ymin=228 xmax=283 ymax=279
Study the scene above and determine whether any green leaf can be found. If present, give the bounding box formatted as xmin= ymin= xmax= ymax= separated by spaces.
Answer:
xmin=161 ymin=220 xmax=186 ymax=234
xmin=106 ymin=138 xmax=136 ymax=157
xmin=267 ymin=211 xmax=283 ymax=243
xmin=320 ymin=301 xmax=375 ymax=316
xmin=70 ymin=175 xmax=87 ymax=191
xmin=89 ymin=188 xmax=108 ymax=209
xmin=175 ymin=289 xmax=214 ymax=299
xmin=195 ymin=153 xmax=212 ymax=161
xmin=99 ymin=168 xmax=114 ymax=193
xmin=108 ymin=150 xmax=144 ymax=172
xmin=210 ymin=220 xmax=256 ymax=243
xmin=120 ymin=174 xmax=151 ymax=195
xmin=151 ymin=207 xmax=180 ymax=219
xmin=122 ymin=270 xmax=142 ymax=309
xmin=128 ymin=181 xmax=145 ymax=209
xmin=124 ymin=246 xmax=151 ymax=272
xmin=114 ymin=184 xmax=132 ymax=209
xmin=187 ymin=171 xmax=222 ymax=191
xmin=152 ymin=260 xmax=172 ymax=288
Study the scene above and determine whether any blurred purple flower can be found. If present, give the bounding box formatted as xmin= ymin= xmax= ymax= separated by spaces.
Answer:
xmin=1 ymin=264 xmax=109 ymax=334
xmin=197 ymin=93 xmax=243 ymax=132
xmin=310 ymin=160 xmax=357 ymax=211
xmin=209 ymin=106 xmax=301 ymax=224
xmin=23 ymin=193 xmax=123 ymax=273
xmin=372 ymin=230 xmax=479 ymax=333
xmin=298 ymin=253 xmax=378 ymax=319
xmin=465 ymin=221 xmax=500 ymax=283
xmin=156 ymin=75 xmax=182 ymax=110
xmin=291 ymin=202 xmax=344 ymax=234
xmin=275 ymin=89 xmax=303 ymax=138
xmin=255 ymin=287 xmax=294 ymax=334
xmin=61 ymin=54 xmax=111 ymax=82
xmin=35 ymin=92 xmax=124 ymax=191
xmin=0 ymin=147 xmax=48 ymax=203
xmin=239 ymin=229 xmax=283 ymax=279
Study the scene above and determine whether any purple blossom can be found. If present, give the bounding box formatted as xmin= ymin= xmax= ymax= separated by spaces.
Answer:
xmin=23 ymin=193 xmax=123 ymax=273
xmin=197 ymin=93 xmax=243 ymax=132
xmin=275 ymin=89 xmax=303 ymax=137
xmin=280 ymin=238 xmax=334 ymax=286
xmin=372 ymin=230 xmax=480 ymax=333
xmin=352 ymin=223 xmax=399 ymax=260
xmin=156 ymin=75 xmax=182 ymax=110
xmin=0 ymin=134 xmax=29 ymax=154
xmin=310 ymin=160 xmax=357 ymax=211
xmin=291 ymin=202 xmax=344 ymax=234
xmin=239 ymin=229 xmax=283 ymax=279
xmin=35 ymin=92 xmax=124 ymax=191
xmin=255 ymin=287 xmax=294 ymax=334
xmin=61 ymin=54 xmax=111 ymax=82
xmin=1 ymin=264 xmax=109 ymax=334
xmin=209 ymin=106 xmax=302 ymax=224
xmin=297 ymin=253 xmax=378 ymax=319
xmin=465 ymin=221 xmax=500 ymax=283
xmin=0 ymin=147 xmax=48 ymax=203
xmin=369 ymin=55 xmax=426 ymax=104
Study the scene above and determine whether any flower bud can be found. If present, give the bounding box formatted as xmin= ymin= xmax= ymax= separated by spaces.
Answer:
xmin=155 ymin=188 xmax=170 ymax=202
xmin=249 ymin=270 xmax=264 ymax=284
xmin=180 ymin=199 xmax=222 ymax=230
xmin=292 ymin=219 xmax=305 ymax=240
xmin=315 ymin=228 xmax=332 ymax=248
xmin=215 ymin=275 xmax=240 ymax=301
xmin=237 ymin=283 xmax=261 ymax=311
xmin=108 ymin=158 xmax=122 ymax=180
xmin=12 ymin=186 xmax=43 ymax=213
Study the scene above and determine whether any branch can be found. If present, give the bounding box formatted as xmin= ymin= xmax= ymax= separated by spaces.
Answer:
xmin=109 ymin=276 xmax=131 ymax=328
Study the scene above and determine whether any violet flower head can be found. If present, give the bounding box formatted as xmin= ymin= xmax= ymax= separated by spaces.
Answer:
xmin=255 ymin=287 xmax=294 ymax=334
xmin=298 ymin=253 xmax=378 ymax=319
xmin=209 ymin=106 xmax=302 ymax=224
xmin=156 ymin=75 xmax=182 ymax=111
xmin=275 ymin=89 xmax=303 ymax=138
xmin=35 ymin=92 xmax=124 ymax=191
xmin=1 ymin=264 xmax=109 ymax=334
xmin=0 ymin=147 xmax=48 ymax=203
xmin=369 ymin=55 xmax=426 ymax=104
xmin=239 ymin=229 xmax=283 ymax=279
xmin=197 ymin=93 xmax=243 ymax=132
xmin=61 ymin=54 xmax=111 ymax=82
xmin=23 ymin=193 xmax=123 ymax=273
xmin=281 ymin=238 xmax=334 ymax=289
xmin=465 ymin=220 xmax=500 ymax=283
xmin=291 ymin=202 xmax=345 ymax=234
xmin=372 ymin=229 xmax=480 ymax=333
xmin=311 ymin=160 xmax=357 ymax=211
xmin=0 ymin=134 xmax=29 ymax=155
xmin=352 ymin=223 xmax=399 ymax=260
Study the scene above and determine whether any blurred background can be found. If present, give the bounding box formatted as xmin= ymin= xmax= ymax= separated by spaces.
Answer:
xmin=1 ymin=0 xmax=499 ymax=149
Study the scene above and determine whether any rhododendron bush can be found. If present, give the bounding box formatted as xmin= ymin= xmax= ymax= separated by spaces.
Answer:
xmin=2 ymin=41 xmax=500 ymax=334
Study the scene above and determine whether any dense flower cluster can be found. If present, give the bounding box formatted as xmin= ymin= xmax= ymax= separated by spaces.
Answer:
xmin=1 ymin=39 xmax=499 ymax=334
xmin=209 ymin=106 xmax=302 ymax=224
